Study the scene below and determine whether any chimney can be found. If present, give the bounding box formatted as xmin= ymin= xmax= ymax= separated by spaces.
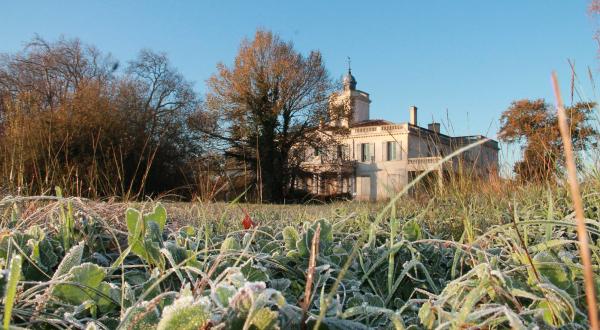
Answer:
xmin=409 ymin=106 xmax=418 ymax=126
xmin=428 ymin=122 xmax=441 ymax=134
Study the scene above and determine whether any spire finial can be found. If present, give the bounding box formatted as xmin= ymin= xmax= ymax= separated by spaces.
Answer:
xmin=347 ymin=56 xmax=351 ymax=73
xmin=343 ymin=57 xmax=357 ymax=90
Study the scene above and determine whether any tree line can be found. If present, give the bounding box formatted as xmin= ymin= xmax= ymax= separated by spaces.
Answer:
xmin=0 ymin=31 xmax=335 ymax=201
xmin=0 ymin=37 xmax=206 ymax=199
xmin=0 ymin=31 xmax=597 ymax=201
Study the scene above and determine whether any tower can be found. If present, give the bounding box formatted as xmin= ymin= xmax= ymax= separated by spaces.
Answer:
xmin=343 ymin=67 xmax=357 ymax=91
xmin=329 ymin=60 xmax=372 ymax=127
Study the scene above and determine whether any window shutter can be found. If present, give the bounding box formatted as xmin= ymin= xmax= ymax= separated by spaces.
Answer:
xmin=371 ymin=143 xmax=375 ymax=162
xmin=399 ymin=141 xmax=403 ymax=160
xmin=356 ymin=143 xmax=361 ymax=161
xmin=382 ymin=142 xmax=387 ymax=161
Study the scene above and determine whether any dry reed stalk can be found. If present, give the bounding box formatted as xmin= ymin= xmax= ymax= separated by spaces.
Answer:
xmin=193 ymin=252 xmax=225 ymax=296
xmin=552 ymin=72 xmax=599 ymax=329
xmin=301 ymin=223 xmax=320 ymax=329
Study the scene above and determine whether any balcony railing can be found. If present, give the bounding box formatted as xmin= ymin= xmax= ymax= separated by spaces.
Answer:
xmin=408 ymin=157 xmax=443 ymax=166
xmin=352 ymin=127 xmax=377 ymax=134
xmin=300 ymin=155 xmax=357 ymax=174
xmin=351 ymin=123 xmax=407 ymax=135
xmin=407 ymin=157 xmax=452 ymax=170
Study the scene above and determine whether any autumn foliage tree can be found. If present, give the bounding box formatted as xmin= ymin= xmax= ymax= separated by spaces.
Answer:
xmin=0 ymin=37 xmax=202 ymax=198
xmin=498 ymin=99 xmax=598 ymax=182
xmin=195 ymin=30 xmax=333 ymax=202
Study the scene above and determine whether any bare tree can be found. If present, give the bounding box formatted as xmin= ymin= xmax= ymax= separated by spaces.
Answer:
xmin=120 ymin=50 xmax=200 ymax=197
xmin=0 ymin=37 xmax=202 ymax=198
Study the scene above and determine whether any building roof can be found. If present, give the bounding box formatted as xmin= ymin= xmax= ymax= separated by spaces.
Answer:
xmin=343 ymin=69 xmax=357 ymax=90
xmin=350 ymin=119 xmax=394 ymax=128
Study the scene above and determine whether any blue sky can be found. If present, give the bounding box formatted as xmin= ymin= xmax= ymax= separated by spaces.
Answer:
xmin=3 ymin=1 xmax=599 ymax=170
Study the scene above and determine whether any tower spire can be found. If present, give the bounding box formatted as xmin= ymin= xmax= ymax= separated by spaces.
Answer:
xmin=343 ymin=57 xmax=357 ymax=90
xmin=347 ymin=56 xmax=352 ymax=74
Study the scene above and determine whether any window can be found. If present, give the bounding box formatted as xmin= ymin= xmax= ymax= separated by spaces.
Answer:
xmin=337 ymin=144 xmax=349 ymax=159
xmin=359 ymin=143 xmax=375 ymax=162
xmin=360 ymin=143 xmax=370 ymax=162
xmin=386 ymin=141 xmax=398 ymax=161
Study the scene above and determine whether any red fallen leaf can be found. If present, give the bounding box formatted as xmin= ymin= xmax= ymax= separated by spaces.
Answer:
xmin=241 ymin=208 xmax=255 ymax=229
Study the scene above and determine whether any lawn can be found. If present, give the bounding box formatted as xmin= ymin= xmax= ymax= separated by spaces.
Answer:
xmin=0 ymin=178 xmax=598 ymax=329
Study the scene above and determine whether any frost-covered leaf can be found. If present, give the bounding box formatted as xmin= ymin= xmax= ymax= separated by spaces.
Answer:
xmin=402 ymin=220 xmax=421 ymax=242
xmin=96 ymin=281 xmax=121 ymax=313
xmin=212 ymin=284 xmax=236 ymax=307
xmin=53 ymin=241 xmax=84 ymax=279
xmin=84 ymin=322 xmax=99 ymax=330
xmin=126 ymin=208 xmax=142 ymax=236
xmin=53 ymin=262 xmax=106 ymax=305
xmin=298 ymin=219 xmax=333 ymax=257
xmin=220 ymin=236 xmax=240 ymax=254
xmin=242 ymin=262 xmax=268 ymax=282
xmin=418 ymin=301 xmax=436 ymax=329
xmin=534 ymin=251 xmax=574 ymax=294
xmin=282 ymin=226 xmax=299 ymax=251
xmin=247 ymin=307 xmax=278 ymax=330
xmin=313 ymin=318 xmax=369 ymax=329
xmin=144 ymin=203 xmax=167 ymax=232
xmin=269 ymin=278 xmax=291 ymax=292
xmin=118 ymin=303 xmax=160 ymax=330
xmin=363 ymin=293 xmax=384 ymax=307
xmin=156 ymin=296 xmax=210 ymax=330
xmin=126 ymin=206 xmax=167 ymax=267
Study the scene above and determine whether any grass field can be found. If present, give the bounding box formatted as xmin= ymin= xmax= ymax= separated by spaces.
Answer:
xmin=1 ymin=172 xmax=599 ymax=329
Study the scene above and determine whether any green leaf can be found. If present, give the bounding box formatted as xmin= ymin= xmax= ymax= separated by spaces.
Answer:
xmin=418 ymin=301 xmax=435 ymax=329
xmin=3 ymin=255 xmax=22 ymax=330
xmin=164 ymin=241 xmax=188 ymax=265
xmin=53 ymin=263 xmax=106 ymax=305
xmin=402 ymin=220 xmax=421 ymax=242
xmin=533 ymin=251 xmax=573 ymax=294
xmin=126 ymin=208 xmax=143 ymax=236
xmin=538 ymin=299 xmax=571 ymax=327
xmin=213 ymin=284 xmax=236 ymax=308
xmin=346 ymin=297 xmax=363 ymax=308
xmin=298 ymin=219 xmax=333 ymax=257
xmin=282 ymin=226 xmax=299 ymax=251
xmin=241 ymin=262 xmax=268 ymax=282
xmin=118 ymin=303 xmax=160 ymax=330
xmin=53 ymin=241 xmax=84 ymax=279
xmin=145 ymin=221 xmax=163 ymax=246
xmin=269 ymin=278 xmax=291 ymax=292
xmin=363 ymin=293 xmax=384 ymax=307
xmin=26 ymin=239 xmax=40 ymax=265
xmin=144 ymin=203 xmax=167 ymax=232
xmin=84 ymin=322 xmax=99 ymax=330
xmin=26 ymin=233 xmax=60 ymax=274
xmin=156 ymin=296 xmax=210 ymax=330
xmin=247 ymin=307 xmax=278 ymax=330
xmin=96 ymin=282 xmax=121 ymax=313
xmin=220 ymin=237 xmax=240 ymax=254
xmin=38 ymin=238 xmax=60 ymax=270
xmin=311 ymin=318 xmax=369 ymax=329
xmin=178 ymin=226 xmax=196 ymax=238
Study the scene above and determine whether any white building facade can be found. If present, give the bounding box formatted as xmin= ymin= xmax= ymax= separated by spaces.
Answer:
xmin=296 ymin=69 xmax=499 ymax=201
